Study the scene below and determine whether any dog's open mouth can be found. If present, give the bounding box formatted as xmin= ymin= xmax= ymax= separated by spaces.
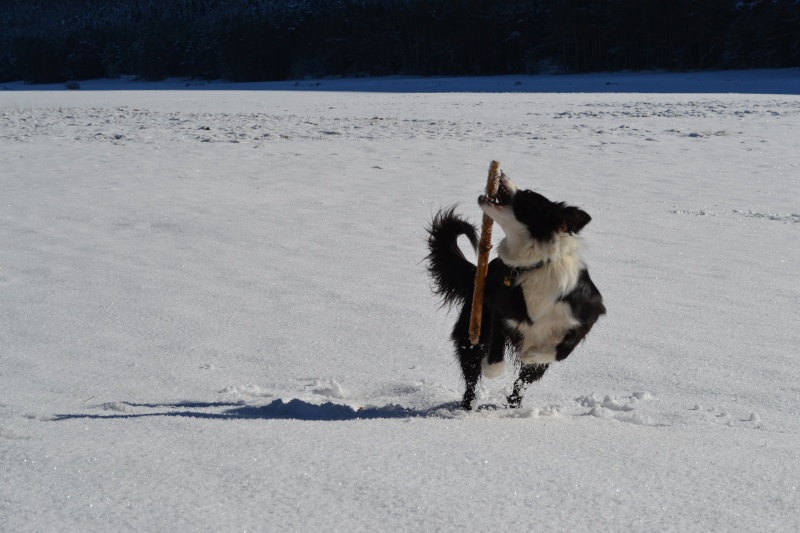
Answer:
xmin=480 ymin=179 xmax=513 ymax=207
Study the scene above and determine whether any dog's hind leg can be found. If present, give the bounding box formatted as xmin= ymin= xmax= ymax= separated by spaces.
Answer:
xmin=507 ymin=364 xmax=549 ymax=408
xmin=452 ymin=308 xmax=489 ymax=410
xmin=481 ymin=317 xmax=507 ymax=379
xmin=456 ymin=342 xmax=484 ymax=410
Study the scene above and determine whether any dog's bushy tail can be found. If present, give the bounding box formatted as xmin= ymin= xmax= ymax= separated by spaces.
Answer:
xmin=426 ymin=206 xmax=478 ymax=309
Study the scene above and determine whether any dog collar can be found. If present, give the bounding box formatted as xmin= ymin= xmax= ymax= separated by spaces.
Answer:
xmin=503 ymin=260 xmax=550 ymax=286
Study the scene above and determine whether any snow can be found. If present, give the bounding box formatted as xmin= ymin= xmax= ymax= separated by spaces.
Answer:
xmin=2 ymin=69 xmax=799 ymax=531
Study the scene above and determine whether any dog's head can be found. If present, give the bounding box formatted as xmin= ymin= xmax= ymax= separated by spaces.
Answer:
xmin=478 ymin=173 xmax=591 ymax=243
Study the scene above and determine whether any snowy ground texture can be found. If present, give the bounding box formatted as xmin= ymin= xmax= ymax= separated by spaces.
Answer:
xmin=2 ymin=70 xmax=799 ymax=531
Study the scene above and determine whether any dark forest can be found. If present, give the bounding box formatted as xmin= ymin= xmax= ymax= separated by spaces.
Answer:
xmin=2 ymin=0 xmax=798 ymax=84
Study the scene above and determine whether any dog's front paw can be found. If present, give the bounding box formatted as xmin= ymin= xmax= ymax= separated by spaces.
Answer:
xmin=519 ymin=348 xmax=556 ymax=366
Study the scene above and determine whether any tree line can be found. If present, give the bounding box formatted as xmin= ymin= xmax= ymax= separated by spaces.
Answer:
xmin=1 ymin=0 xmax=798 ymax=84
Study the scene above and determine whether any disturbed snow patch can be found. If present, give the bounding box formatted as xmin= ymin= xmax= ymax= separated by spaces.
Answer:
xmin=671 ymin=207 xmax=800 ymax=223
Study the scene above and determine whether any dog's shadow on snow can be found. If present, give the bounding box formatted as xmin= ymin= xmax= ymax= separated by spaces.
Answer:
xmin=221 ymin=399 xmax=454 ymax=421
xmin=52 ymin=398 xmax=473 ymax=422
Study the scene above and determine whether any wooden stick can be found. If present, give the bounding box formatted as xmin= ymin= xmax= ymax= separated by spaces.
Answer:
xmin=468 ymin=160 xmax=501 ymax=345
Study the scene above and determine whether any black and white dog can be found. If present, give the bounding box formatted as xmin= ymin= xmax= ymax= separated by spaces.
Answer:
xmin=426 ymin=173 xmax=605 ymax=409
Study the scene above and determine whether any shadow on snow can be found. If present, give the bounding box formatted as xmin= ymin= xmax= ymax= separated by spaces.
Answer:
xmin=51 ymin=398 xmax=482 ymax=422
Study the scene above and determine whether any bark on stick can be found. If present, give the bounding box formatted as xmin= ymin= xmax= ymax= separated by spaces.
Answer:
xmin=468 ymin=160 xmax=501 ymax=345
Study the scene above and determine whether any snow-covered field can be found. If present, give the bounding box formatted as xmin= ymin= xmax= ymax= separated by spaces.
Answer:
xmin=2 ymin=70 xmax=799 ymax=531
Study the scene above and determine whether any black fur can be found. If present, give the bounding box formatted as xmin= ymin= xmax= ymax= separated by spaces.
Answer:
xmin=426 ymin=184 xmax=605 ymax=410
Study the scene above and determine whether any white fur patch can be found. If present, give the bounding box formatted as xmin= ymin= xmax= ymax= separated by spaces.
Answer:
xmin=509 ymin=299 xmax=579 ymax=364
xmin=519 ymin=348 xmax=557 ymax=365
xmin=481 ymin=357 xmax=505 ymax=379
xmin=500 ymin=231 xmax=585 ymax=275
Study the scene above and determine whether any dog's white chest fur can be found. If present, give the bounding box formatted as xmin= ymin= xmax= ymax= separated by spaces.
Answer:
xmin=501 ymin=234 xmax=585 ymax=365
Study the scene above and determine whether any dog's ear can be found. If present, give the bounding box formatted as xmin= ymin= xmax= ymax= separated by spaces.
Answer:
xmin=562 ymin=206 xmax=591 ymax=234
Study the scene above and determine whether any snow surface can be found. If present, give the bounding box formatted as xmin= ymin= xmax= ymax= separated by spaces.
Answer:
xmin=2 ymin=70 xmax=799 ymax=531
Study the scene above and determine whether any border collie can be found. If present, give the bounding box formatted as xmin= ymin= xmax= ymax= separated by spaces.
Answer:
xmin=426 ymin=173 xmax=605 ymax=409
